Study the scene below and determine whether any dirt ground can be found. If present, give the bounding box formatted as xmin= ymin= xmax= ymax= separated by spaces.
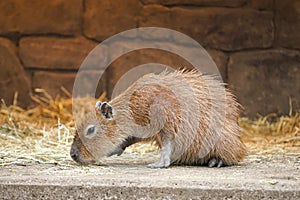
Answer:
xmin=0 ymin=150 xmax=299 ymax=199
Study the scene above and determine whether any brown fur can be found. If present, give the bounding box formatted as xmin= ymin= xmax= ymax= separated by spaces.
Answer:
xmin=71 ymin=70 xmax=247 ymax=167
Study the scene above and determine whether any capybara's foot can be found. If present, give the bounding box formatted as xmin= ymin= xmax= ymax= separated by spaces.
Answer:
xmin=208 ymin=158 xmax=225 ymax=168
xmin=147 ymin=159 xmax=170 ymax=168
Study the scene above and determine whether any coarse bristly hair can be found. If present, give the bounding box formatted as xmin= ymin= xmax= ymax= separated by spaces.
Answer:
xmin=71 ymin=70 xmax=246 ymax=167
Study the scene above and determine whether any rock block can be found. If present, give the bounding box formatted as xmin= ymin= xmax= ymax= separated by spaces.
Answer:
xmin=74 ymin=70 xmax=107 ymax=98
xmin=107 ymin=48 xmax=189 ymax=97
xmin=246 ymin=0 xmax=273 ymax=10
xmin=106 ymin=41 xmax=227 ymax=97
xmin=32 ymin=72 xmax=76 ymax=98
xmin=0 ymin=38 xmax=31 ymax=107
xmin=84 ymin=0 xmax=142 ymax=41
xmin=140 ymin=7 xmax=273 ymax=50
xmin=228 ymin=50 xmax=300 ymax=117
xmin=171 ymin=8 xmax=273 ymax=51
xmin=0 ymin=38 xmax=17 ymax=54
xmin=0 ymin=0 xmax=82 ymax=35
xmin=139 ymin=5 xmax=171 ymax=29
xmin=207 ymin=49 xmax=228 ymax=82
xmin=275 ymin=0 xmax=300 ymax=49
xmin=19 ymin=37 xmax=98 ymax=70
xmin=141 ymin=0 xmax=246 ymax=7
xmin=32 ymin=71 xmax=107 ymax=99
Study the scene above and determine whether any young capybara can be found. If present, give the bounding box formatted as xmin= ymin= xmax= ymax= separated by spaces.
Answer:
xmin=70 ymin=70 xmax=246 ymax=168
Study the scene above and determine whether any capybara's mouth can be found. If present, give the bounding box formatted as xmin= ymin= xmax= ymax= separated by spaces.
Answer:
xmin=70 ymin=148 xmax=96 ymax=165
xmin=73 ymin=158 xmax=96 ymax=165
xmin=70 ymin=135 xmax=96 ymax=165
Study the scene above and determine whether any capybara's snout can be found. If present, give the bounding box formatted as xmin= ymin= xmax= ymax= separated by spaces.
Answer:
xmin=70 ymin=141 xmax=79 ymax=162
xmin=70 ymin=135 xmax=96 ymax=165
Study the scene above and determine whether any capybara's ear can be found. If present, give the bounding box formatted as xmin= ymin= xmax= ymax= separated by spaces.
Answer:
xmin=99 ymin=102 xmax=113 ymax=119
xmin=95 ymin=101 xmax=102 ymax=112
xmin=95 ymin=101 xmax=102 ymax=114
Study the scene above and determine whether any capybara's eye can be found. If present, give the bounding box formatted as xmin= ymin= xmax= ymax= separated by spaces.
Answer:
xmin=86 ymin=125 xmax=95 ymax=135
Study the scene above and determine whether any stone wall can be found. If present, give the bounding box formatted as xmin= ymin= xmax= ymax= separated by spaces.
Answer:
xmin=0 ymin=0 xmax=299 ymax=117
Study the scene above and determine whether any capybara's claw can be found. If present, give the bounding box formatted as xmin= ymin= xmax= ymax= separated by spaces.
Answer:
xmin=147 ymin=161 xmax=170 ymax=169
xmin=208 ymin=158 xmax=224 ymax=168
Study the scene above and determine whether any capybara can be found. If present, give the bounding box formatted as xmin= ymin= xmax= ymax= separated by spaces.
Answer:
xmin=70 ymin=70 xmax=246 ymax=168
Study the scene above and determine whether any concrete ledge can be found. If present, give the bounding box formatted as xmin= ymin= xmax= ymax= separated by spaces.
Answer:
xmin=1 ymin=184 xmax=299 ymax=199
xmin=0 ymin=154 xmax=299 ymax=199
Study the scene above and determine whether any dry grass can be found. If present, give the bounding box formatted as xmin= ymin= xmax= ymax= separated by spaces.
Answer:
xmin=0 ymin=89 xmax=299 ymax=166
xmin=240 ymin=113 xmax=300 ymax=156
xmin=0 ymin=89 xmax=74 ymax=166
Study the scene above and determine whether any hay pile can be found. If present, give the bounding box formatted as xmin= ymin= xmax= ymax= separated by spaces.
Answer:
xmin=0 ymin=90 xmax=299 ymax=166
xmin=0 ymin=89 xmax=74 ymax=166
xmin=240 ymin=113 xmax=299 ymax=156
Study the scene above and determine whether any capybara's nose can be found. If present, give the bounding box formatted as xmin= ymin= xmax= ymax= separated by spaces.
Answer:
xmin=70 ymin=143 xmax=79 ymax=161
xmin=70 ymin=151 xmax=78 ymax=161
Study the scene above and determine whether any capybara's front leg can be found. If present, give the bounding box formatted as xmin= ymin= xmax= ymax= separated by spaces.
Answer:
xmin=147 ymin=138 xmax=172 ymax=168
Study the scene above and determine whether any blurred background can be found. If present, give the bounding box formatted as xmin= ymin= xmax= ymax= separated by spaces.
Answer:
xmin=0 ymin=0 xmax=299 ymax=117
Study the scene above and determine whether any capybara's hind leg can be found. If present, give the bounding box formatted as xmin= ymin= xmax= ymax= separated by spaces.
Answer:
xmin=207 ymin=133 xmax=246 ymax=168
